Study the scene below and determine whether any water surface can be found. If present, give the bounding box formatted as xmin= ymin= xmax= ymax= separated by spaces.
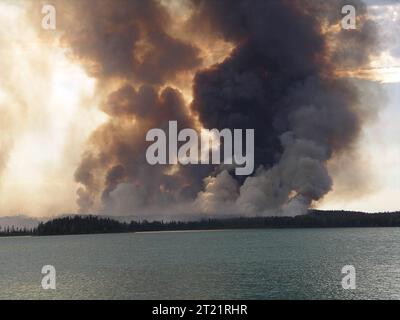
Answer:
xmin=0 ymin=228 xmax=399 ymax=299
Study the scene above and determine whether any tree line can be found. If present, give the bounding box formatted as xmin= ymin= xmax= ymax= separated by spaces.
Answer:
xmin=1 ymin=210 xmax=400 ymax=237
xmin=0 ymin=226 xmax=33 ymax=237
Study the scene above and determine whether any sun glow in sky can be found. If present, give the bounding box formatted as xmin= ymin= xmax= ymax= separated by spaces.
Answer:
xmin=319 ymin=1 xmax=400 ymax=212
xmin=0 ymin=0 xmax=398 ymax=217
xmin=0 ymin=2 xmax=105 ymax=216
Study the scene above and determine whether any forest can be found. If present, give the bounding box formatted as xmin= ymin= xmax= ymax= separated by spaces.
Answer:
xmin=1 ymin=210 xmax=400 ymax=236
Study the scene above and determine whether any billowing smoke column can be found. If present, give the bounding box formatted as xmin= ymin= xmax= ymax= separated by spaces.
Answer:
xmin=191 ymin=0 xmax=379 ymax=215
xmin=75 ymin=84 xmax=210 ymax=213
xmin=56 ymin=0 xmax=379 ymax=216
xmin=53 ymin=0 xmax=212 ymax=214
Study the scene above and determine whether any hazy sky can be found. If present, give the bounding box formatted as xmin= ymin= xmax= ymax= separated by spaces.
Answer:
xmin=320 ymin=1 xmax=400 ymax=212
xmin=0 ymin=0 xmax=398 ymax=217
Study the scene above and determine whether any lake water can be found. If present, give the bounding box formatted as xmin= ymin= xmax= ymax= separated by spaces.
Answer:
xmin=1 ymin=228 xmax=400 ymax=299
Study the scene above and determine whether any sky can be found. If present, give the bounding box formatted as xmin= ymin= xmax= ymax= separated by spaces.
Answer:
xmin=0 ymin=0 xmax=398 ymax=217
xmin=320 ymin=0 xmax=400 ymax=212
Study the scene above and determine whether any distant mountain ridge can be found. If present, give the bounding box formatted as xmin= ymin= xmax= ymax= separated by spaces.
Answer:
xmin=0 ymin=215 xmax=42 ymax=230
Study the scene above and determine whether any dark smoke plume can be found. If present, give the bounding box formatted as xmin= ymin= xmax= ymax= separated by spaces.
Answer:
xmin=190 ymin=0 xmax=380 ymax=215
xmin=54 ymin=0 xmax=380 ymax=216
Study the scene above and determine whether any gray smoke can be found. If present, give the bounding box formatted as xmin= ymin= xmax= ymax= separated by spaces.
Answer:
xmin=190 ymin=0 xmax=381 ymax=215
xmin=51 ymin=0 xmax=381 ymax=217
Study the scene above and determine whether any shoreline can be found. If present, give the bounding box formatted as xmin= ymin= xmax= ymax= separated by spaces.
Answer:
xmin=2 ymin=210 xmax=400 ymax=237
xmin=2 ymin=225 xmax=400 ymax=238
